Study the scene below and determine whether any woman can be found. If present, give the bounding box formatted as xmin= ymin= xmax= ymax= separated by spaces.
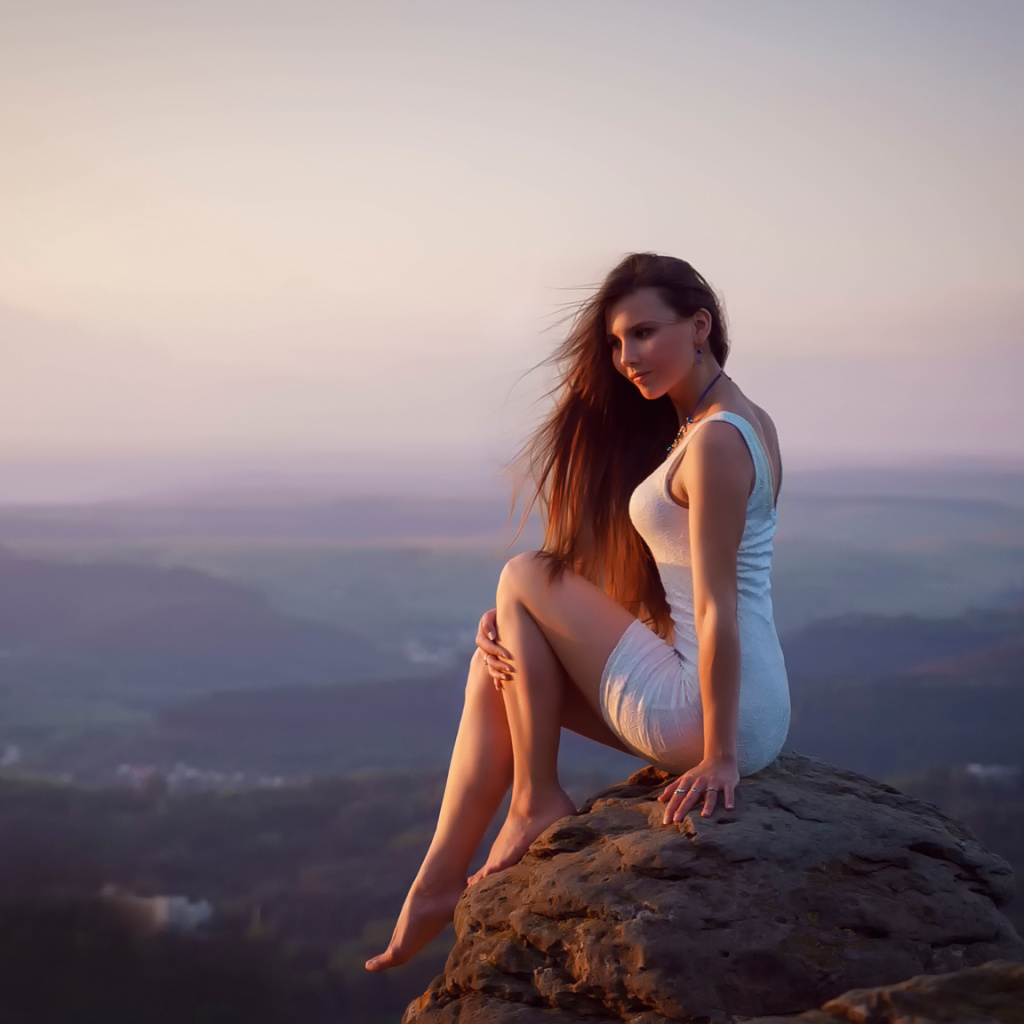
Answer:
xmin=366 ymin=252 xmax=790 ymax=972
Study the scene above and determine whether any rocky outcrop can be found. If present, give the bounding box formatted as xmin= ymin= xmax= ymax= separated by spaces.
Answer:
xmin=403 ymin=753 xmax=1024 ymax=1023
xmin=748 ymin=960 xmax=1024 ymax=1023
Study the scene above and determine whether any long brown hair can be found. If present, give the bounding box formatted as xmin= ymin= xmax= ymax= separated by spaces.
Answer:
xmin=518 ymin=253 xmax=730 ymax=636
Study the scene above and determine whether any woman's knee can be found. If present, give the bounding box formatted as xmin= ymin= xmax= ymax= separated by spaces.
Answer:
xmin=497 ymin=550 xmax=546 ymax=603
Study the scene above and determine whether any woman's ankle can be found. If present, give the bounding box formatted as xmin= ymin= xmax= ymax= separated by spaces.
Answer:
xmin=509 ymin=784 xmax=573 ymax=819
xmin=413 ymin=861 xmax=470 ymax=893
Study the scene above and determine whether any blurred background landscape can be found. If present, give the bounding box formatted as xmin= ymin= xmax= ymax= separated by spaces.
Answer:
xmin=2 ymin=0 xmax=1022 ymax=1020
xmin=1 ymin=463 xmax=1022 ymax=1022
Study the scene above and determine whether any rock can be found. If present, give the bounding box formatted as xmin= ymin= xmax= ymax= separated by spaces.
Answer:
xmin=403 ymin=753 xmax=1024 ymax=1023
xmin=746 ymin=959 xmax=1024 ymax=1023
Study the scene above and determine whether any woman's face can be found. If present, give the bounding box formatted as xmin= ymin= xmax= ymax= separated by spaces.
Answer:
xmin=605 ymin=288 xmax=705 ymax=400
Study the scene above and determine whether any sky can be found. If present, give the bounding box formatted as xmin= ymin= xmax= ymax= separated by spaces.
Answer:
xmin=1 ymin=0 xmax=1022 ymax=500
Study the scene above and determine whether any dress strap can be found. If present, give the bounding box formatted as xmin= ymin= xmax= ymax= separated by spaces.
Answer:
xmin=680 ymin=411 xmax=776 ymax=515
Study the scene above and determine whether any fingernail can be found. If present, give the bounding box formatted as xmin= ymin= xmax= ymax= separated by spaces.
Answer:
xmin=488 ymin=632 xmax=495 ymax=640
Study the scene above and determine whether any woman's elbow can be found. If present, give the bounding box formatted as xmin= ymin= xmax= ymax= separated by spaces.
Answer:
xmin=695 ymin=599 xmax=738 ymax=642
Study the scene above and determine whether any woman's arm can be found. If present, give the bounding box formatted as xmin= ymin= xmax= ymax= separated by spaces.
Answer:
xmin=659 ymin=422 xmax=753 ymax=822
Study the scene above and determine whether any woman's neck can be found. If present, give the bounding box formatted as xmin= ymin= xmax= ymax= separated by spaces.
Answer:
xmin=667 ymin=363 xmax=728 ymax=425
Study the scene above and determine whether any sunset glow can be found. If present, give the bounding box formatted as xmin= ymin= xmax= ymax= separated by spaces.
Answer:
xmin=2 ymin=0 xmax=1021 ymax=498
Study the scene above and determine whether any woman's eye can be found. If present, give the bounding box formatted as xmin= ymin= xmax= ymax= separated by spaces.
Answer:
xmin=634 ymin=328 xmax=652 ymax=340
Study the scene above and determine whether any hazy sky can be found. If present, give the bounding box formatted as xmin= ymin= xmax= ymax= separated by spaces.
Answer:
xmin=2 ymin=0 xmax=1022 ymax=498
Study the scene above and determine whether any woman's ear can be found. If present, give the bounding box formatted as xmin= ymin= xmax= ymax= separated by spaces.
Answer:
xmin=694 ymin=308 xmax=712 ymax=345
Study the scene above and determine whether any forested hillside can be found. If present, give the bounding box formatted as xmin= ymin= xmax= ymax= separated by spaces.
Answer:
xmin=0 ymin=548 xmax=409 ymax=718
xmin=0 ymin=766 xmax=614 ymax=1024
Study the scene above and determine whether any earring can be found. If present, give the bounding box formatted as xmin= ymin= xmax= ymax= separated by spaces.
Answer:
xmin=696 ymin=348 xmax=703 ymax=365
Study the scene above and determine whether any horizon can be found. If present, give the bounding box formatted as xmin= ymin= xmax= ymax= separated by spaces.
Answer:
xmin=1 ymin=448 xmax=1023 ymax=507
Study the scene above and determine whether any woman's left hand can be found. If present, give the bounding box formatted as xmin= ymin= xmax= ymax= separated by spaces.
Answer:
xmin=475 ymin=608 xmax=514 ymax=690
xmin=657 ymin=757 xmax=739 ymax=823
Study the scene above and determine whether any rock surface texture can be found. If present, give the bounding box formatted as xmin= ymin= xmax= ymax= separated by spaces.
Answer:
xmin=747 ymin=960 xmax=1024 ymax=1023
xmin=403 ymin=753 xmax=1024 ymax=1024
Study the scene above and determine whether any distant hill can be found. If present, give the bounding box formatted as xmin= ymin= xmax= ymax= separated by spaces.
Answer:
xmin=31 ymin=662 xmax=640 ymax=784
xmin=25 ymin=605 xmax=1024 ymax=787
xmin=781 ymin=605 xmax=1024 ymax=680
xmin=3 ymin=475 xmax=1024 ymax=648
xmin=785 ymin=605 xmax=1024 ymax=777
xmin=0 ymin=549 xmax=411 ymax=717
xmin=38 ymin=671 xmax=465 ymax=780
xmin=0 ymin=495 xmax=521 ymax=546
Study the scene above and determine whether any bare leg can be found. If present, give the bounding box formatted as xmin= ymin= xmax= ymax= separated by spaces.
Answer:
xmin=365 ymin=650 xmax=513 ymax=971
xmin=469 ymin=554 xmax=637 ymax=884
xmin=370 ymin=552 xmax=643 ymax=965
xmin=468 ymin=597 xmax=576 ymax=883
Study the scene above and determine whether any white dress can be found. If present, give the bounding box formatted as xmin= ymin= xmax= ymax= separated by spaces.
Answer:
xmin=598 ymin=411 xmax=790 ymax=775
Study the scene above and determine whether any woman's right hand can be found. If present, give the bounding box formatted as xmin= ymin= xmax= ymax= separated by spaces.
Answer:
xmin=475 ymin=608 xmax=514 ymax=690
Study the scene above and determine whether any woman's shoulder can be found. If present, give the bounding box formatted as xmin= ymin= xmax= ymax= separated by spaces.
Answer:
xmin=672 ymin=390 xmax=782 ymax=506
xmin=694 ymin=398 xmax=777 ymax=453
xmin=686 ymin=400 xmax=782 ymax=500
xmin=679 ymin=415 xmax=757 ymax=496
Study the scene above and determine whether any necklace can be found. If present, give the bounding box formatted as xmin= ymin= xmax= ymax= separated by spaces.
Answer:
xmin=667 ymin=370 xmax=725 ymax=453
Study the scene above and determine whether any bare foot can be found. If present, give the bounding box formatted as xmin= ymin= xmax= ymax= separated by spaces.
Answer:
xmin=365 ymin=876 xmax=465 ymax=972
xmin=468 ymin=790 xmax=577 ymax=885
